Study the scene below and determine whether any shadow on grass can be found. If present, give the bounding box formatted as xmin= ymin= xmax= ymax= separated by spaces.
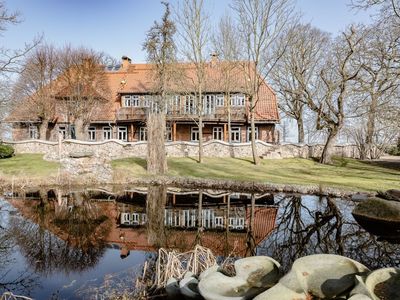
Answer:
xmin=359 ymin=159 xmax=400 ymax=172
xmin=130 ymin=157 xmax=147 ymax=169
xmin=186 ymin=156 xmax=199 ymax=163
xmin=232 ymin=157 xmax=255 ymax=164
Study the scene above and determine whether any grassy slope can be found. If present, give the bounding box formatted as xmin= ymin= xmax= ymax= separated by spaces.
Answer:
xmin=0 ymin=154 xmax=60 ymax=178
xmin=0 ymin=154 xmax=398 ymax=192
xmin=112 ymin=157 xmax=400 ymax=192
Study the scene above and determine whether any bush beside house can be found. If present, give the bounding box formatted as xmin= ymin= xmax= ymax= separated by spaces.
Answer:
xmin=0 ymin=144 xmax=14 ymax=158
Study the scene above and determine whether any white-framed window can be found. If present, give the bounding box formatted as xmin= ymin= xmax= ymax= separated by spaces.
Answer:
xmin=229 ymin=217 xmax=245 ymax=230
xmin=230 ymin=94 xmax=245 ymax=106
xmin=213 ymin=127 xmax=223 ymax=140
xmin=29 ymin=125 xmax=38 ymax=139
xmin=121 ymin=213 xmax=131 ymax=225
xmin=150 ymin=99 xmax=161 ymax=113
xmin=88 ymin=126 xmax=96 ymax=141
xmin=247 ymin=126 xmax=259 ymax=141
xmin=216 ymin=94 xmax=224 ymax=106
xmin=166 ymin=126 xmax=172 ymax=141
xmin=167 ymin=95 xmax=180 ymax=114
xmin=103 ymin=126 xmax=112 ymax=140
xmin=231 ymin=126 xmax=241 ymax=143
xmin=184 ymin=95 xmax=196 ymax=114
xmin=70 ymin=125 xmax=76 ymax=139
xmin=58 ymin=126 xmax=67 ymax=139
xmin=131 ymin=95 xmax=140 ymax=107
xmin=215 ymin=216 xmax=224 ymax=228
xmin=131 ymin=213 xmax=140 ymax=225
xmin=191 ymin=127 xmax=199 ymax=141
xmin=142 ymin=95 xmax=151 ymax=108
xmin=203 ymin=94 xmax=215 ymax=115
xmin=117 ymin=126 xmax=128 ymax=141
xmin=123 ymin=95 xmax=132 ymax=107
xmin=139 ymin=127 xmax=147 ymax=141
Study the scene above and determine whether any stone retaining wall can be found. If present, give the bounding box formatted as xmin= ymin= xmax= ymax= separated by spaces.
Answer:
xmin=2 ymin=139 xmax=360 ymax=161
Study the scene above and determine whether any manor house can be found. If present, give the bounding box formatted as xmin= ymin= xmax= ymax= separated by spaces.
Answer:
xmin=6 ymin=56 xmax=279 ymax=143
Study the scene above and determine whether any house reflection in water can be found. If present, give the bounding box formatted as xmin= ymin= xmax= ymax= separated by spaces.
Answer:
xmin=6 ymin=187 xmax=278 ymax=258
xmin=114 ymin=188 xmax=278 ymax=256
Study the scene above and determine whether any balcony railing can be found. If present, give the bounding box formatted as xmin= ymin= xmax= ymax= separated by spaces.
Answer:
xmin=116 ymin=107 xmax=246 ymax=122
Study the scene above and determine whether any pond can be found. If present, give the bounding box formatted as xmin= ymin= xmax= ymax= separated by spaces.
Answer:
xmin=0 ymin=186 xmax=399 ymax=299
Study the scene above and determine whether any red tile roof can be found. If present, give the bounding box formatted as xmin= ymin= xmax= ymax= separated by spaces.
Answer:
xmin=5 ymin=60 xmax=279 ymax=123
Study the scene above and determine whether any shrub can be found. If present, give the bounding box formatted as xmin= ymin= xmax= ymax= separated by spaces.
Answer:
xmin=387 ymin=146 xmax=400 ymax=156
xmin=0 ymin=144 xmax=14 ymax=159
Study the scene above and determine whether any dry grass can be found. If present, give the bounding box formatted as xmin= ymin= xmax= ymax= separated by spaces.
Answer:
xmin=155 ymin=245 xmax=217 ymax=288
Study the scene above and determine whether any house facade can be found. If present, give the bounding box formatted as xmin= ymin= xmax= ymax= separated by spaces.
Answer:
xmin=6 ymin=56 xmax=280 ymax=143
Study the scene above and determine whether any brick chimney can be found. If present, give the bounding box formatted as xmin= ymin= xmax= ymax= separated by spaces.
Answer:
xmin=210 ymin=53 xmax=219 ymax=67
xmin=121 ymin=56 xmax=132 ymax=71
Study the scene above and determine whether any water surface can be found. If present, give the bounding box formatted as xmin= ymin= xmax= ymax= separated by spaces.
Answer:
xmin=0 ymin=187 xmax=399 ymax=299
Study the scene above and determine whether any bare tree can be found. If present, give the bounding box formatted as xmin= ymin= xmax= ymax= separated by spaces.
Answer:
xmin=0 ymin=1 xmax=40 ymax=76
xmin=12 ymin=44 xmax=59 ymax=140
xmin=349 ymin=21 xmax=400 ymax=159
xmin=297 ymin=27 xmax=363 ymax=164
xmin=57 ymin=46 xmax=110 ymax=140
xmin=0 ymin=1 xmax=40 ymax=138
xmin=176 ymin=0 xmax=210 ymax=163
xmin=212 ymin=14 xmax=241 ymax=142
xmin=143 ymin=1 xmax=177 ymax=175
xmin=351 ymin=0 xmax=400 ymax=20
xmin=272 ymin=24 xmax=330 ymax=144
xmin=232 ymin=0 xmax=296 ymax=165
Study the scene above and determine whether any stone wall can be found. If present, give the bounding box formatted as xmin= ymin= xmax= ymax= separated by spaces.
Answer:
xmin=3 ymin=139 xmax=360 ymax=161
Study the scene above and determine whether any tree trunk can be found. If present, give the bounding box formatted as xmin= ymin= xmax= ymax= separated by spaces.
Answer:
xmin=39 ymin=121 xmax=48 ymax=140
xmin=75 ymin=119 xmax=85 ymax=140
xmin=319 ymin=127 xmax=339 ymax=164
xmin=198 ymin=115 xmax=203 ymax=163
xmin=147 ymin=113 xmax=167 ymax=175
xmin=250 ymin=109 xmax=259 ymax=165
xmin=297 ymin=117 xmax=305 ymax=144
xmin=365 ymin=95 xmax=377 ymax=159
xmin=227 ymin=92 xmax=232 ymax=143
xmin=245 ymin=193 xmax=256 ymax=256
xmin=198 ymin=86 xmax=204 ymax=163
xmin=146 ymin=185 xmax=167 ymax=247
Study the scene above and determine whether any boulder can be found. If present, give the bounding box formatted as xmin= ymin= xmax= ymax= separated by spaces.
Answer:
xmin=166 ymin=277 xmax=181 ymax=299
xmin=179 ymin=276 xmax=202 ymax=300
xmin=291 ymin=254 xmax=369 ymax=298
xmin=198 ymin=256 xmax=281 ymax=300
xmin=352 ymin=197 xmax=400 ymax=239
xmin=364 ymin=268 xmax=400 ymax=300
xmin=254 ymin=282 xmax=307 ymax=300
xmin=68 ymin=151 xmax=94 ymax=158
xmin=377 ymin=189 xmax=400 ymax=202
xmin=234 ymin=256 xmax=281 ymax=288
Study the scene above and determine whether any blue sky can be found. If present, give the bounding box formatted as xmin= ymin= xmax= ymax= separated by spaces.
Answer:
xmin=3 ymin=0 xmax=377 ymax=63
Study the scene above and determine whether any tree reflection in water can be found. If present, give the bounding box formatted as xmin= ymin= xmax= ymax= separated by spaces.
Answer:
xmin=259 ymin=195 xmax=400 ymax=272
xmin=146 ymin=186 xmax=167 ymax=247
xmin=0 ymin=201 xmax=40 ymax=296
xmin=7 ymin=190 xmax=110 ymax=276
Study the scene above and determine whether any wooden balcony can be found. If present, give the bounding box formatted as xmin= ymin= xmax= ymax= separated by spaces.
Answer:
xmin=116 ymin=107 xmax=247 ymax=122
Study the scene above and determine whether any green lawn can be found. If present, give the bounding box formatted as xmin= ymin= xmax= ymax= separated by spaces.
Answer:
xmin=1 ymin=154 xmax=398 ymax=192
xmin=0 ymin=154 xmax=60 ymax=178
xmin=112 ymin=157 xmax=400 ymax=192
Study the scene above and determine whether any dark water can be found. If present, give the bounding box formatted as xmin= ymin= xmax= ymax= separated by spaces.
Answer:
xmin=0 ymin=187 xmax=399 ymax=299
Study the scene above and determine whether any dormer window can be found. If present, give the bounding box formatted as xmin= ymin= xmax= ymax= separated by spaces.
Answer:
xmin=123 ymin=95 xmax=140 ymax=107
xmin=123 ymin=95 xmax=131 ymax=107
xmin=230 ymin=94 xmax=245 ymax=107
xmin=216 ymin=94 xmax=224 ymax=106
xmin=132 ymin=95 xmax=140 ymax=107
